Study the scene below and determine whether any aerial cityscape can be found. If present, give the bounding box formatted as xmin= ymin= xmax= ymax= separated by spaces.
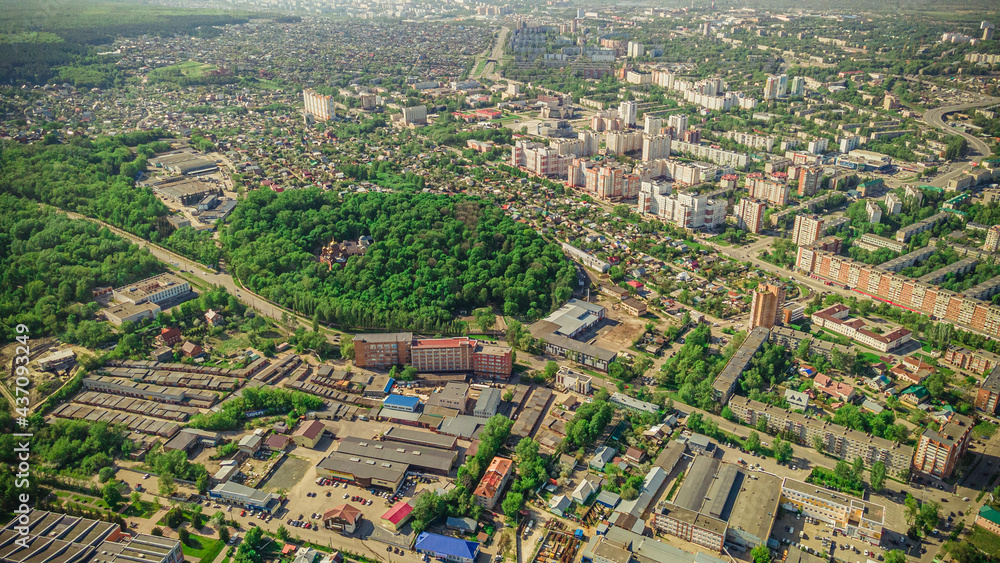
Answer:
xmin=2 ymin=1 xmax=1000 ymax=563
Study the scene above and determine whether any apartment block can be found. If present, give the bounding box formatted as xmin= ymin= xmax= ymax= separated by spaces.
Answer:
xmin=736 ymin=198 xmax=766 ymax=234
xmin=654 ymin=503 xmax=727 ymax=552
xmin=885 ymin=193 xmax=903 ymax=215
xmin=642 ymin=134 xmax=672 ymax=161
xmin=913 ymin=414 xmax=973 ymax=479
xmin=978 ymin=364 xmax=1000 ymax=414
xmin=798 ymin=248 xmax=1000 ymax=340
xmin=303 ymin=89 xmax=335 ymax=120
xmin=729 ymin=397 xmax=914 ymax=476
xmin=985 ymin=225 xmax=1000 ymax=252
xmin=619 ymin=100 xmax=638 ymax=126
xmin=724 ymin=131 xmax=775 ymax=151
xmin=673 ymin=140 xmax=749 ymax=169
xmin=354 ymin=334 xmax=512 ymax=377
xmin=637 ymin=181 xmax=725 ymax=229
xmin=780 ymin=478 xmax=885 ymax=541
xmin=511 ymin=140 xmax=573 ymax=177
xmin=853 ymin=233 xmax=906 ymax=253
xmin=942 ymin=346 xmax=1000 ymax=375
xmin=792 ymin=214 xmax=824 ymax=247
xmin=473 ymin=456 xmax=513 ymax=509
xmin=866 ymin=201 xmax=882 ymax=224
xmin=402 ymin=105 xmax=427 ymax=126
xmin=605 ymin=130 xmax=644 ymax=155
xmin=797 ymin=166 xmax=822 ymax=197
xmin=746 ymin=174 xmax=790 ymax=205
xmin=750 ymin=285 xmax=785 ymax=330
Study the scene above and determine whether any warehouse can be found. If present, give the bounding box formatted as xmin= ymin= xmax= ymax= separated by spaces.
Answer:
xmin=335 ymin=436 xmax=456 ymax=475
xmin=316 ymin=452 xmax=407 ymax=492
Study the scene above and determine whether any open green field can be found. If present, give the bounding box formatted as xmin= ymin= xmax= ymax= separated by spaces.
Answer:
xmin=0 ymin=32 xmax=63 ymax=44
xmin=969 ymin=525 xmax=1000 ymax=557
xmin=181 ymin=535 xmax=226 ymax=563
xmin=152 ymin=61 xmax=217 ymax=78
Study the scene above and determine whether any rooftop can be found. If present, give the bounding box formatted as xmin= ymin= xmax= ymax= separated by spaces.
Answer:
xmin=318 ymin=452 xmax=408 ymax=484
xmin=336 ymin=436 xmax=456 ymax=472
xmin=353 ymin=332 xmax=413 ymax=343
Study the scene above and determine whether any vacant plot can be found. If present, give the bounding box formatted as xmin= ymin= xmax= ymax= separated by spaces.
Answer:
xmin=258 ymin=455 xmax=311 ymax=492
xmin=970 ymin=525 xmax=1000 ymax=557
xmin=181 ymin=535 xmax=226 ymax=563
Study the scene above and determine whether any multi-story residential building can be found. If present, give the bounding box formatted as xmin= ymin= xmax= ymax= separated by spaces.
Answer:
xmin=401 ymin=105 xmax=427 ymax=126
xmin=839 ymin=135 xmax=862 ymax=154
xmin=605 ymin=130 xmax=644 ymax=155
xmin=736 ymin=198 xmax=766 ymax=234
xmin=713 ymin=328 xmax=769 ymax=404
xmin=549 ymin=137 xmax=585 ymax=157
xmin=977 ymin=364 xmax=1000 ymax=414
xmin=885 ymin=193 xmax=903 ymax=215
xmin=779 ymin=478 xmax=885 ymax=541
xmin=896 ymin=212 xmax=950 ymax=243
xmin=750 ymin=285 xmax=785 ymax=330
xmin=866 ymin=201 xmax=882 ymax=224
xmin=580 ymin=161 xmax=640 ymax=201
xmin=724 ymin=131 xmax=775 ymax=151
xmin=789 ymin=76 xmax=805 ymax=96
xmin=626 ymin=41 xmax=645 ymax=58
xmin=673 ymin=140 xmax=749 ymax=169
xmin=303 ymin=89 xmax=335 ymax=120
xmin=807 ymin=138 xmax=829 ymax=155
xmin=637 ymin=182 xmax=726 ymax=229
xmin=644 ymin=115 xmax=663 ymax=134
xmin=642 ymin=134 xmax=672 ymax=161
xmin=797 ymin=166 xmax=822 ymax=196
xmin=354 ymin=334 xmax=511 ymax=377
xmin=113 ymin=274 xmax=190 ymax=306
xmin=730 ymin=397 xmax=914 ymax=476
xmin=853 ymin=233 xmax=906 ymax=253
xmin=811 ymin=304 xmax=912 ymax=353
xmin=942 ymin=346 xmax=1000 ymax=375
xmin=800 ymin=248 xmax=1000 ymax=339
xmin=792 ymin=214 xmax=824 ymax=247
xmin=668 ymin=114 xmax=689 ymax=137
xmin=473 ymin=456 xmax=513 ymax=509
xmin=913 ymin=414 xmax=973 ymax=479
xmin=984 ymin=225 xmax=1000 ymax=252
xmin=764 ymin=75 xmax=779 ymax=100
xmin=746 ymin=174 xmax=790 ymax=205
xmin=511 ymin=140 xmax=573 ymax=177
xmin=619 ymin=100 xmax=638 ymax=127
xmin=904 ymin=185 xmax=924 ymax=206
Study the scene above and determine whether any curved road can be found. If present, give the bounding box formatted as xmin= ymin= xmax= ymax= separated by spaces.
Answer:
xmin=62 ymin=211 xmax=337 ymax=341
xmin=920 ymin=97 xmax=1000 ymax=187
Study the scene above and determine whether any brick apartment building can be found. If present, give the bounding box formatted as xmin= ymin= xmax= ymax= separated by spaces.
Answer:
xmin=912 ymin=414 xmax=973 ymax=479
xmin=354 ymin=334 xmax=512 ymax=377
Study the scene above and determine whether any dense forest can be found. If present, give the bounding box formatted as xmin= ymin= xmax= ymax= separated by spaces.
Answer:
xmin=222 ymin=189 xmax=577 ymax=330
xmin=0 ymin=195 xmax=163 ymax=344
xmin=0 ymin=0 xmax=253 ymax=85
xmin=0 ymin=131 xmax=171 ymax=238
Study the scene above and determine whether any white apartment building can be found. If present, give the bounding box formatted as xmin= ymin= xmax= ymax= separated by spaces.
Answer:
xmin=885 ymin=193 xmax=902 ymax=215
xmin=672 ymin=140 xmax=749 ymax=169
xmin=642 ymin=134 xmax=672 ymax=161
xmin=644 ymin=115 xmax=663 ymax=134
xmin=605 ymin=130 xmax=643 ymax=155
xmin=639 ymin=181 xmax=726 ymax=230
xmin=619 ymin=101 xmax=638 ymax=127
xmin=303 ymin=89 xmax=335 ymax=120
xmin=725 ymin=131 xmax=775 ymax=151
xmin=511 ymin=140 xmax=573 ymax=177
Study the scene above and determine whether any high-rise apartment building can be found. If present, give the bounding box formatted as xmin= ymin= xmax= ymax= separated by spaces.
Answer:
xmin=746 ymin=174 xmax=790 ymax=205
xmin=912 ymin=414 xmax=973 ymax=479
xmin=792 ymin=214 xmax=824 ymax=247
xmin=303 ymin=89 xmax=336 ymax=120
xmin=626 ymin=41 xmax=645 ymax=58
xmin=668 ymin=114 xmax=688 ymax=137
xmin=401 ymin=105 xmax=427 ymax=126
xmin=605 ymin=130 xmax=644 ymax=155
xmin=644 ymin=115 xmax=663 ymax=134
xmin=764 ymin=75 xmax=779 ymax=100
xmin=797 ymin=166 xmax=821 ymax=197
xmin=736 ymin=198 xmax=766 ymax=234
xmin=619 ymin=100 xmax=638 ymax=127
xmin=511 ymin=140 xmax=573 ymax=177
xmin=985 ymin=225 xmax=1000 ymax=252
xmin=642 ymin=134 xmax=671 ymax=161
xmin=750 ymin=284 xmax=785 ymax=329
xmin=638 ymin=182 xmax=725 ymax=229
xmin=789 ymin=76 xmax=805 ymax=96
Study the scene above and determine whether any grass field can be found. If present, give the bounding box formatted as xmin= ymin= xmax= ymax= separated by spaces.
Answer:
xmin=969 ymin=525 xmax=1000 ymax=557
xmin=181 ymin=535 xmax=226 ymax=563
xmin=123 ymin=500 xmax=159 ymax=519
xmin=975 ymin=421 xmax=998 ymax=439
xmin=0 ymin=32 xmax=63 ymax=44
xmin=152 ymin=60 xmax=217 ymax=78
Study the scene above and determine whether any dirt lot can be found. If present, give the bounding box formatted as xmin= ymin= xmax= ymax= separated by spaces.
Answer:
xmin=259 ymin=456 xmax=312 ymax=492
xmin=588 ymin=295 xmax=649 ymax=352
xmin=0 ymin=338 xmax=89 ymax=411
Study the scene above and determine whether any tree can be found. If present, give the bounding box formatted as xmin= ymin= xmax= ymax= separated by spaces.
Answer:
xmin=870 ymin=461 xmax=887 ymax=493
xmin=178 ymin=527 xmax=190 ymax=546
xmin=158 ymin=472 xmax=177 ymax=498
xmin=196 ymin=472 xmax=209 ymax=495
xmin=275 ymin=525 xmax=290 ymax=541
xmin=501 ymin=492 xmax=523 ymax=523
xmin=544 ymin=361 xmax=559 ymax=380
xmin=904 ymin=493 xmax=920 ymax=525
xmin=852 ymin=457 xmax=865 ymax=481
xmin=745 ymin=431 xmax=761 ymax=453
xmin=812 ymin=435 xmax=824 ymax=453
xmin=756 ymin=418 xmax=768 ymax=433
xmin=919 ymin=501 xmax=940 ymax=532
xmin=721 ymin=406 xmax=736 ymax=421
xmin=751 ymin=544 xmax=771 ymax=563
xmin=130 ymin=491 xmax=142 ymax=505
xmin=102 ymin=481 xmax=123 ymax=510
xmin=151 ymin=527 xmax=163 ymax=537
xmin=340 ymin=338 xmax=354 ymax=360
xmin=621 ymin=486 xmax=639 ymax=501
xmin=884 ymin=550 xmax=906 ymax=563
xmin=219 ymin=526 xmax=230 ymax=543
xmin=98 ymin=467 xmax=116 ymax=483
xmin=773 ymin=438 xmax=793 ymax=463
xmin=503 ymin=389 xmax=514 ymax=402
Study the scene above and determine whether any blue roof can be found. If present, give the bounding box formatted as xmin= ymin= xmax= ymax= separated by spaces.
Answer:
xmin=383 ymin=377 xmax=396 ymax=394
xmin=383 ymin=394 xmax=420 ymax=409
xmin=415 ymin=532 xmax=480 ymax=560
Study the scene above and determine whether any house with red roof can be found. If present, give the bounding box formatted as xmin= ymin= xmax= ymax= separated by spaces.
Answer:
xmin=159 ymin=327 xmax=181 ymax=346
xmin=813 ymin=373 xmax=857 ymax=402
xmin=381 ymin=501 xmax=414 ymax=531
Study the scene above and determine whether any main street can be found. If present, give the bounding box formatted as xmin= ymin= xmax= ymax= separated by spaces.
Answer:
xmin=919 ymin=97 xmax=1000 ymax=189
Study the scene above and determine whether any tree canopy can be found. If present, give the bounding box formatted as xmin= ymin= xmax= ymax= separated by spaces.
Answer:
xmin=222 ymin=189 xmax=576 ymax=330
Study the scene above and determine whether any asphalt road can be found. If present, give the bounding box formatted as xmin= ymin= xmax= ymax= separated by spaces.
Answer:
xmin=920 ymin=97 xmax=1000 ymax=188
